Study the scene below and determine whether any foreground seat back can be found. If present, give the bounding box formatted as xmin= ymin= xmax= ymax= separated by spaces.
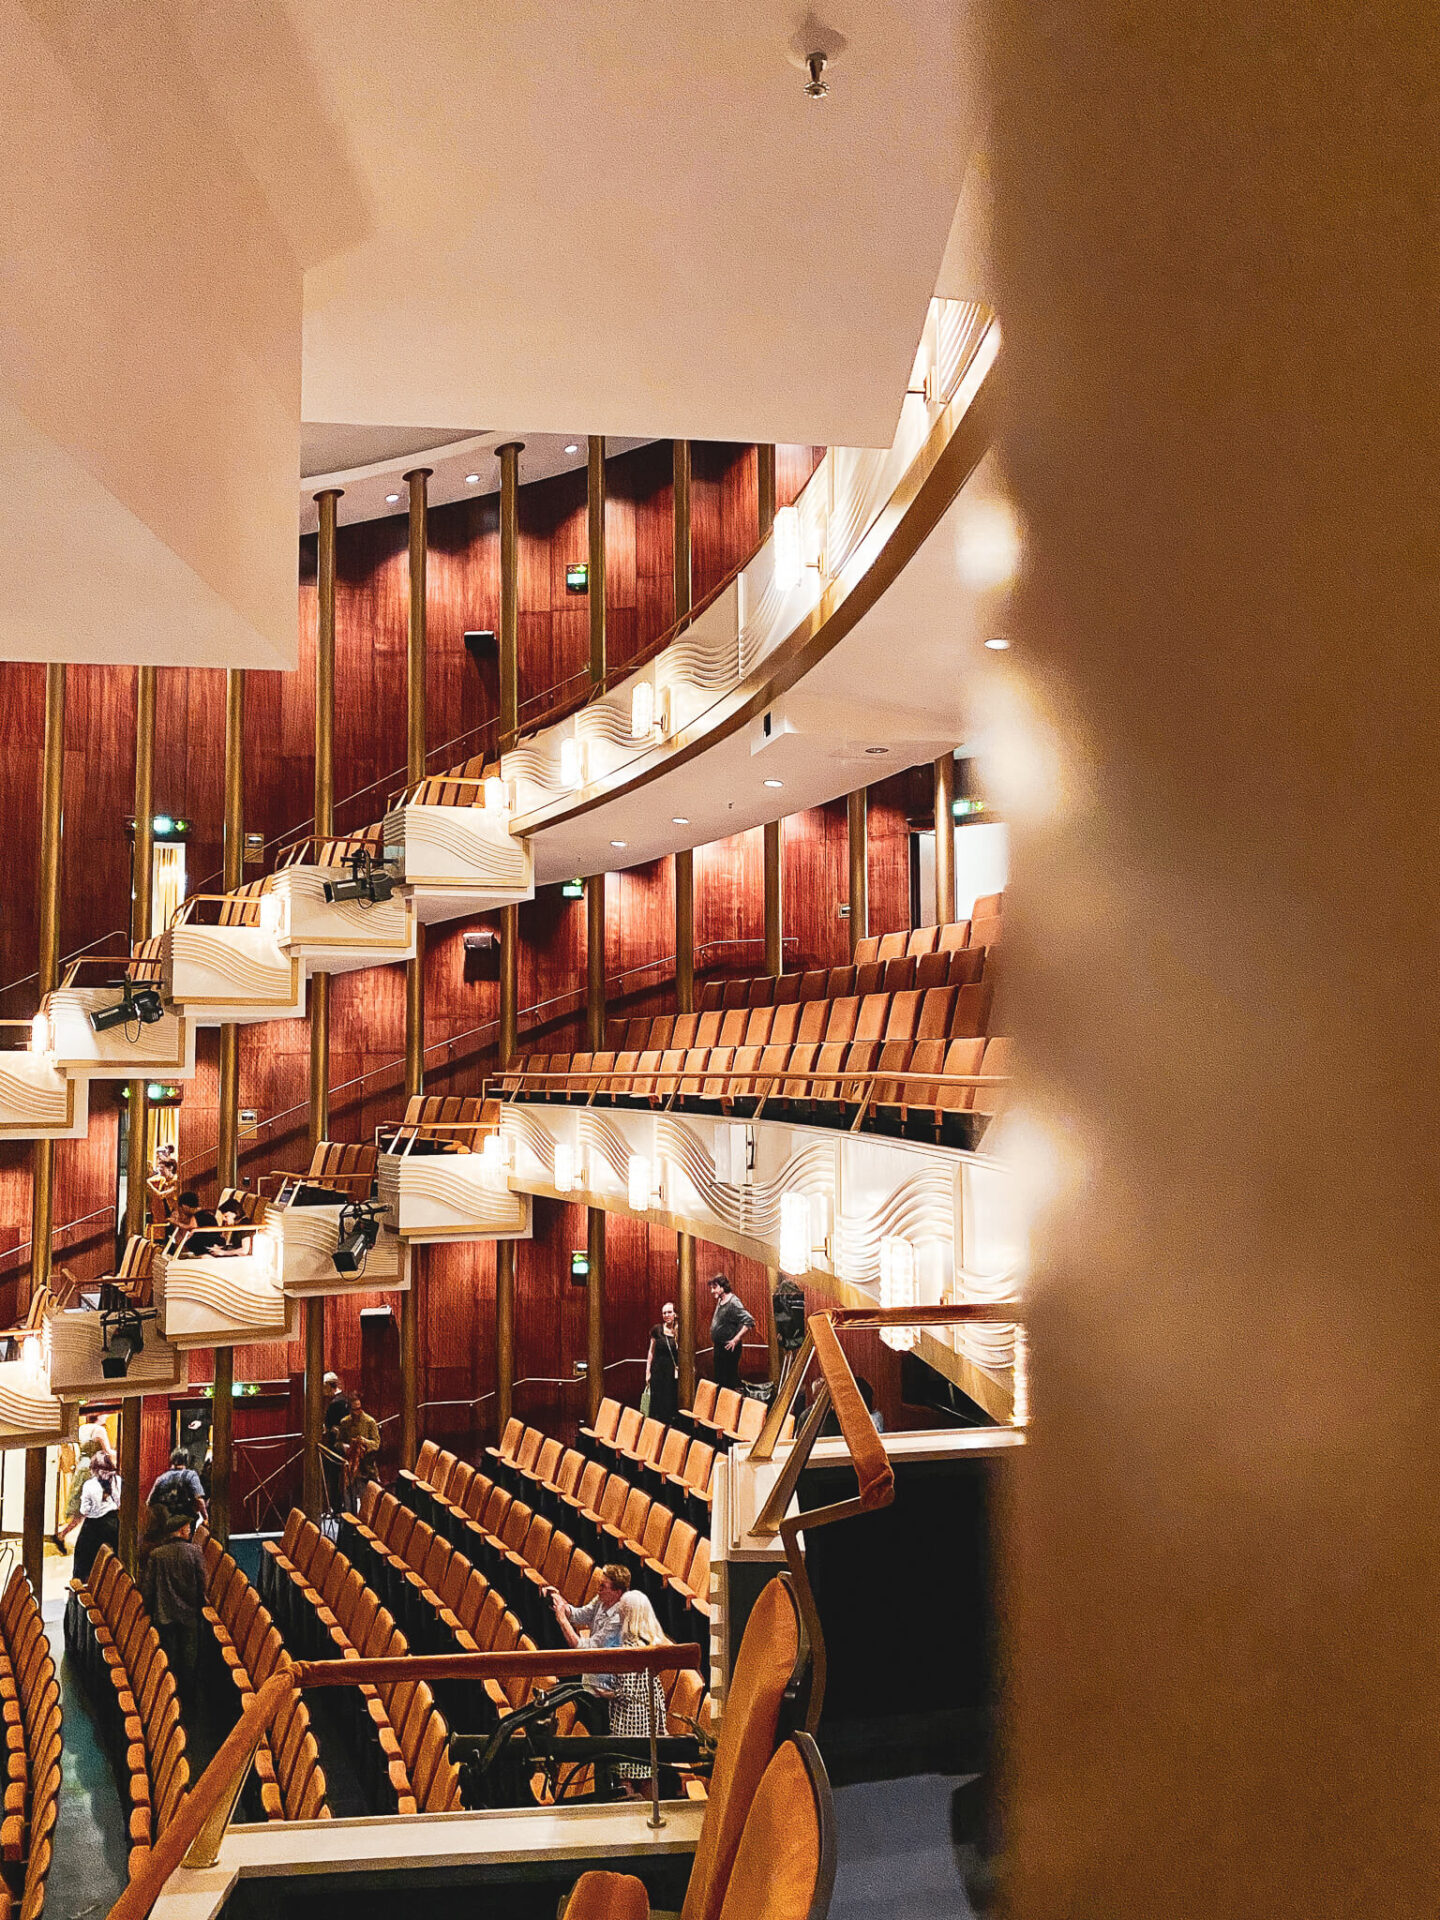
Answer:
xmin=680 ymin=1575 xmax=808 ymax=1920
xmin=715 ymin=1735 xmax=835 ymax=1920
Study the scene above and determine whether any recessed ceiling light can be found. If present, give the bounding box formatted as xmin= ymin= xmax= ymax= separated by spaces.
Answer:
xmin=865 ymin=746 xmax=889 ymax=756
xmin=610 ymin=839 xmax=627 ymax=849
xmin=385 ymin=492 xmax=401 ymax=503
xmin=763 ymin=778 xmax=784 ymax=789
xmin=465 ymin=473 xmax=481 ymax=485
xmin=564 ymin=443 xmax=579 ymax=455
xmin=985 ymin=636 xmax=1011 ymax=651
xmin=672 ymin=816 xmax=689 ymax=825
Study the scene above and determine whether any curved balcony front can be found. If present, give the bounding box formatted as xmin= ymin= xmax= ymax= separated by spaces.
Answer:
xmin=47 ymin=1299 xmax=182 ymax=1399
xmin=161 ymin=921 xmax=305 ymax=1026
xmin=379 ymin=788 xmax=535 ymax=923
xmin=43 ymin=985 xmax=195 ymax=1082
xmin=0 ymin=1047 xmax=88 ymax=1140
xmin=498 ymin=1097 xmax=1018 ymax=1420
xmin=268 ymin=843 xmax=418 ymax=974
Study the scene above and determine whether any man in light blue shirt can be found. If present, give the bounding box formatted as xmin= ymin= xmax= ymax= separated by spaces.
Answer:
xmin=546 ymin=1563 xmax=630 ymax=1731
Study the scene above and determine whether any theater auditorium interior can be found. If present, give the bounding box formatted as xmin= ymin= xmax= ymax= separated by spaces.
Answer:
xmin=0 ymin=6 xmax=1422 ymax=1919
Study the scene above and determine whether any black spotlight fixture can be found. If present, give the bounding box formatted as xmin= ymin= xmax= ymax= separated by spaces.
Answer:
xmin=333 ymin=1199 xmax=386 ymax=1276
xmin=89 ymin=980 xmax=165 ymax=1034
xmin=322 ymin=849 xmax=396 ymax=908
xmin=97 ymin=1286 xmax=157 ymax=1378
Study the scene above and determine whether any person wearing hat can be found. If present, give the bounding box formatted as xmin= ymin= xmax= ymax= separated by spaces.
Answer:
xmin=142 ymin=1509 xmax=205 ymax=1702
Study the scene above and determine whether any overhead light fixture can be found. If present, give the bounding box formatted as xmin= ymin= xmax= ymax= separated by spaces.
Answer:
xmin=322 ymin=849 xmax=396 ymax=907
xmin=772 ymin=505 xmax=803 ymax=591
xmin=763 ymin=779 xmax=784 ymax=790
xmin=386 ymin=492 xmax=401 ymax=504
xmin=333 ymin=1200 xmax=384 ymax=1276
xmin=865 ymin=746 xmax=890 ymax=756
xmin=465 ymin=473 xmax=481 ymax=485
xmin=90 ymin=981 xmax=164 ymax=1034
xmin=564 ymin=443 xmax=579 ymax=455
xmin=985 ymin=636 xmax=1011 ymax=651
xmin=610 ymin=839 xmax=627 ymax=850
xmin=672 ymin=816 xmax=689 ymax=826
xmin=879 ymin=1235 xmax=918 ymax=1350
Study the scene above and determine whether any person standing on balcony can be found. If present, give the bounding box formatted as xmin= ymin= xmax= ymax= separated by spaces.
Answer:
xmin=646 ymin=1301 xmax=680 ymax=1423
xmin=708 ymin=1275 xmax=754 ymax=1392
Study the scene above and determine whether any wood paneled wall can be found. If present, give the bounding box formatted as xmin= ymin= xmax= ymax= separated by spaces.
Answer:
xmin=0 ymin=436 xmax=918 ymax=1506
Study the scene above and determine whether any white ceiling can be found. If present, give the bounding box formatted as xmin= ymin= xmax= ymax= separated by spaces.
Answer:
xmin=187 ymin=0 xmax=978 ymax=452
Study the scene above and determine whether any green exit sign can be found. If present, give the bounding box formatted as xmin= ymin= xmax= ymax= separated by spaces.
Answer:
xmin=562 ymin=878 xmax=585 ymax=900
xmin=565 ymin=562 xmax=589 ymax=593
xmin=570 ymin=1251 xmax=589 ymax=1282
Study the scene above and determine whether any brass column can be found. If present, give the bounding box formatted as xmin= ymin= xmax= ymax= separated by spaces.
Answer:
xmin=676 ymin=1233 xmax=696 ymax=1410
xmin=763 ymin=818 xmax=783 ymax=977
xmin=24 ymin=664 xmax=65 ymax=1588
xmin=586 ymin=1207 xmax=605 ymax=1426
xmin=494 ymin=442 xmax=523 ymax=1434
xmin=672 ymin=440 xmax=692 ymax=621
xmin=124 ymin=669 xmax=156 ymax=1245
xmin=674 ymin=850 xmax=694 ymax=1015
xmin=764 ymin=1264 xmax=782 ymax=1385
xmin=757 ymin=444 xmax=777 ymax=538
xmin=398 ymin=469 xmax=430 ymax=1473
xmin=495 ymin=899 xmax=519 ymax=1429
xmin=934 ymin=752 xmax=957 ymax=928
xmin=847 ymin=788 xmax=869 ymax=959
xmin=586 ymin=875 xmax=605 ymax=1050
xmin=211 ymin=667 xmax=245 ymax=1545
xmin=674 ymin=839 xmax=696 ymax=1406
xmin=497 ymin=442 xmax=523 ymax=750
xmin=118 ymin=666 xmax=154 ymax=1576
xmin=304 ymin=488 xmax=340 ymax=1518
xmin=587 ymin=437 xmax=607 ymax=686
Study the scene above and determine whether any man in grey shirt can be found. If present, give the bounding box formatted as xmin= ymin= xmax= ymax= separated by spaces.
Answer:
xmin=709 ymin=1274 xmax=755 ymax=1391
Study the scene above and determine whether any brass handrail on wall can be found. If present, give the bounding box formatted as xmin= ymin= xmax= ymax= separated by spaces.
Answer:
xmin=107 ymin=1644 xmax=705 ymax=1920
xmin=746 ymin=1305 xmax=1022 ymax=1728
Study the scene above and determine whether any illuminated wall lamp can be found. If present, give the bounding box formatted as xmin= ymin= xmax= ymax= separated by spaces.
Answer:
xmin=559 ymin=737 xmax=586 ymax=790
xmin=630 ymin=681 xmax=671 ymax=744
xmin=778 ymin=1191 xmax=811 ymax=1276
xmin=627 ymin=1154 xmax=651 ymax=1213
xmin=553 ymin=1140 xmax=576 ymax=1193
xmin=259 ymin=891 xmax=285 ymax=936
xmin=878 ymin=1234 xmax=918 ymax=1350
xmin=480 ymin=1132 xmax=511 ymax=1181
xmin=771 ymin=505 xmax=823 ymax=593
xmin=29 ymin=1012 xmax=51 ymax=1056
xmin=483 ymin=775 xmax=510 ymax=814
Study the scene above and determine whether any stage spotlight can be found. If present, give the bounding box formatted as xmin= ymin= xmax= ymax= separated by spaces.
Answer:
xmin=333 ymin=1200 xmax=386 ymax=1276
xmin=89 ymin=981 xmax=164 ymax=1034
xmin=97 ymin=1292 xmax=155 ymax=1378
xmin=322 ymin=850 xmax=397 ymax=908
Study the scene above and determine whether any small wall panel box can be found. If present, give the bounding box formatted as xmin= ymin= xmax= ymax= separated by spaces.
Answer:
xmin=566 ymin=562 xmax=589 ymax=593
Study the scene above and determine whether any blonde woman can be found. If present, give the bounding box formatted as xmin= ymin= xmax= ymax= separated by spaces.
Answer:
xmin=602 ymin=1589 xmax=670 ymax=1792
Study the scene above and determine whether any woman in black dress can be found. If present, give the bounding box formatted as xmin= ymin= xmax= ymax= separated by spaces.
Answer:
xmin=646 ymin=1301 xmax=680 ymax=1423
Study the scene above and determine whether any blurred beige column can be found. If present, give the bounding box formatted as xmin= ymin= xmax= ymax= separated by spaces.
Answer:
xmin=986 ymin=5 xmax=1440 ymax=1914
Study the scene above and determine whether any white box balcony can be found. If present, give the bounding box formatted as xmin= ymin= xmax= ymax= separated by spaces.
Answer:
xmin=380 ymin=785 xmax=533 ymax=924
xmin=268 ymin=844 xmax=417 ymax=975
xmin=43 ymin=986 xmax=195 ymax=1082
xmin=0 ymin=1046 xmax=88 ymax=1140
xmin=161 ymin=914 xmax=305 ymax=1025
xmin=153 ymin=1224 xmax=296 ymax=1350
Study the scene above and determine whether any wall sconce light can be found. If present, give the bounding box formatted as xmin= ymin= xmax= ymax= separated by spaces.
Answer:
xmin=259 ymin=891 xmax=285 ymax=936
xmin=481 ymin=1132 xmax=510 ymax=1180
xmin=630 ymin=681 xmax=655 ymax=740
xmin=484 ymin=775 xmax=510 ymax=814
xmin=553 ymin=1140 xmax=575 ymax=1193
xmin=772 ymin=505 xmax=803 ymax=591
xmin=778 ymin=1191 xmax=811 ymax=1277
xmin=559 ymin=737 xmax=585 ymax=790
xmin=627 ymin=1153 xmax=651 ymax=1212
xmin=29 ymin=1012 xmax=51 ymax=1057
xmin=879 ymin=1234 xmax=918 ymax=1350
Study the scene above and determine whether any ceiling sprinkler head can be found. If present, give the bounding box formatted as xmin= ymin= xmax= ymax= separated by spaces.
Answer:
xmin=804 ymin=51 xmax=829 ymax=98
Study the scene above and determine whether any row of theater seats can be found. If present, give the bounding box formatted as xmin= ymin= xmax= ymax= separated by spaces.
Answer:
xmin=497 ymin=1417 xmax=717 ymax=1536
xmin=259 ymin=1514 xmax=461 ymax=1815
xmin=194 ymin=1532 xmax=329 ymax=1821
xmin=400 ymin=1445 xmax=711 ymax=1647
xmin=342 ymin=1484 xmax=710 ymax=1785
xmin=64 ymin=1547 xmax=188 ymax=1876
xmin=0 ymin=1571 xmax=58 ymax=1920
xmin=506 ymin=959 xmax=1005 ymax=1148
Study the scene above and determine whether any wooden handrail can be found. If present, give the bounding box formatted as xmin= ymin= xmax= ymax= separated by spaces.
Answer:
xmin=106 ymin=1645 xmax=704 ymax=1920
